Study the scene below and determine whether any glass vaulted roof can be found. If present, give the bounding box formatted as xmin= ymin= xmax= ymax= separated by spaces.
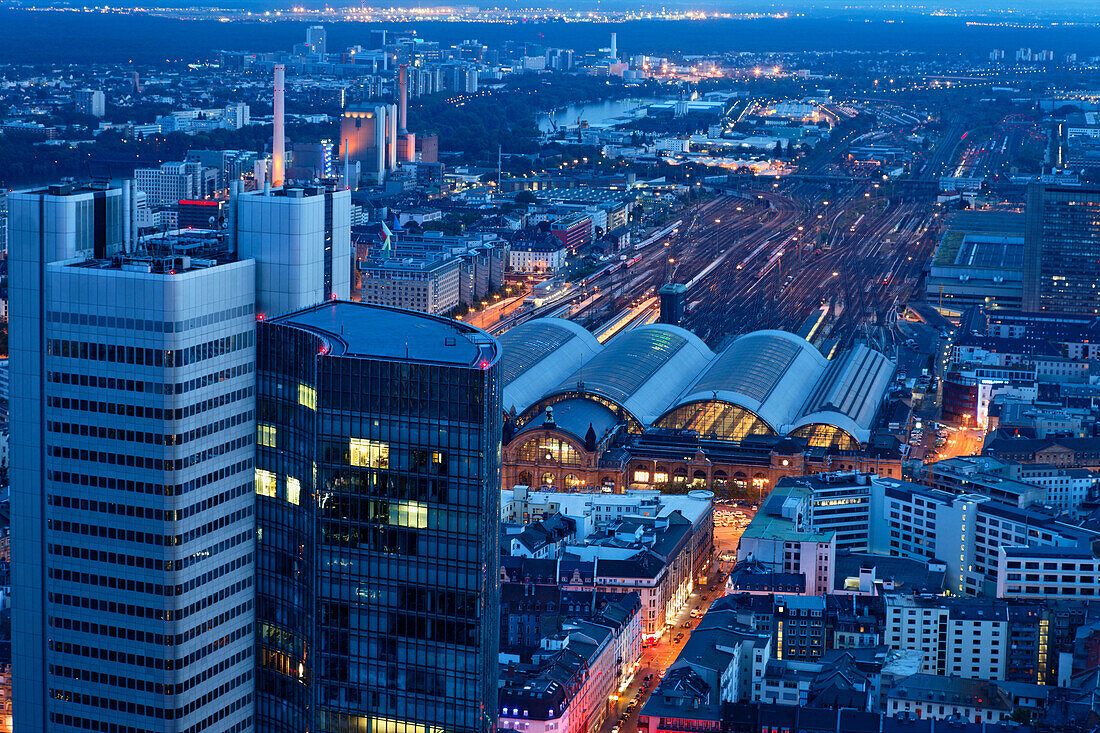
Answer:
xmin=669 ymin=330 xmax=828 ymax=434
xmin=550 ymin=324 xmax=714 ymax=425
xmin=498 ymin=318 xmax=602 ymax=415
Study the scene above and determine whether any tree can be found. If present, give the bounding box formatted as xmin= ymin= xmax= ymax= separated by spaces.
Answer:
xmin=515 ymin=190 xmax=538 ymax=206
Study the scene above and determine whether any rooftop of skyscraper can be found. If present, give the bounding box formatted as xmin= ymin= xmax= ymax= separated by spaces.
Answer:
xmin=271 ymin=300 xmax=499 ymax=367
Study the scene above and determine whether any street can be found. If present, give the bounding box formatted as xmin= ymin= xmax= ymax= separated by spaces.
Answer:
xmin=598 ymin=505 xmax=754 ymax=733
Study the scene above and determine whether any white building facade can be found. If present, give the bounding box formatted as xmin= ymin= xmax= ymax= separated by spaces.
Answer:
xmin=236 ymin=184 xmax=351 ymax=317
xmin=9 ymin=182 xmax=257 ymax=732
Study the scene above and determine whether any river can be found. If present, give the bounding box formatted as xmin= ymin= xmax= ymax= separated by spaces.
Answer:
xmin=539 ymin=97 xmax=665 ymax=133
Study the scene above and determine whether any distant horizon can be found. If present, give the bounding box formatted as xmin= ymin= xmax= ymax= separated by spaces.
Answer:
xmin=7 ymin=0 xmax=1100 ymax=16
xmin=5 ymin=8 xmax=1100 ymax=65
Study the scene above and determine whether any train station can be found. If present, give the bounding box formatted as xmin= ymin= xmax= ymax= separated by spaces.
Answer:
xmin=499 ymin=318 xmax=904 ymax=493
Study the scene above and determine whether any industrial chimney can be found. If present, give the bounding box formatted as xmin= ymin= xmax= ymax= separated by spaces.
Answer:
xmin=398 ymin=64 xmax=409 ymax=134
xmin=272 ymin=64 xmax=286 ymax=187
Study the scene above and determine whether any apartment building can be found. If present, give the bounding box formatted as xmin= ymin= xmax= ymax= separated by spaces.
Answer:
xmin=501 ymin=487 xmax=714 ymax=638
xmin=997 ymin=544 xmax=1100 ymax=601
xmin=885 ymin=597 xmax=1008 ymax=681
xmin=877 ymin=477 xmax=1096 ymax=596
xmin=886 ymin=675 xmax=1013 ymax=724
xmin=134 ymin=161 xmax=217 ymax=207
xmin=737 ymin=480 xmax=841 ymax=596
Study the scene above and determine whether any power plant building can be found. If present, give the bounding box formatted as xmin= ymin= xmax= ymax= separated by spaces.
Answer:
xmin=339 ymin=64 xmax=420 ymax=187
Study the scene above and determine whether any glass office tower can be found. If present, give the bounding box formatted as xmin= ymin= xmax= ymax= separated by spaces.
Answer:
xmin=1023 ymin=183 xmax=1100 ymax=313
xmin=255 ymin=301 xmax=501 ymax=733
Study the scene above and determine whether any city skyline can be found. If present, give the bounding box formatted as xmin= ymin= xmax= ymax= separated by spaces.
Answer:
xmin=2 ymin=8 xmax=1100 ymax=733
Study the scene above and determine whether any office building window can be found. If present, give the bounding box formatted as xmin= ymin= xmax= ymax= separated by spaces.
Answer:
xmin=256 ymin=469 xmax=277 ymax=498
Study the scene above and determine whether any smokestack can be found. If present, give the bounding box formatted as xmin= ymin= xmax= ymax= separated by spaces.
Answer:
xmin=398 ymin=64 xmax=408 ymax=134
xmin=387 ymin=102 xmax=397 ymax=171
xmin=375 ymin=106 xmax=386 ymax=183
xmin=272 ymin=63 xmax=286 ymax=187
xmin=343 ymin=139 xmax=351 ymax=190
xmin=611 ymin=32 xmax=617 ymax=61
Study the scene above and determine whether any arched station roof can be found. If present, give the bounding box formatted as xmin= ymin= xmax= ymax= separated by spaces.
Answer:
xmin=499 ymin=320 xmax=895 ymax=447
xmin=499 ymin=318 xmax=602 ymax=415
xmin=791 ymin=344 xmax=896 ymax=444
xmin=665 ymin=330 xmax=828 ymax=433
xmin=540 ymin=324 xmax=714 ymax=427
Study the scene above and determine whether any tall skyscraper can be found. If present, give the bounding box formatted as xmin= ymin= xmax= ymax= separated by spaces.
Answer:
xmin=11 ymin=180 xmax=498 ymax=733
xmin=307 ymin=25 xmax=327 ymax=57
xmin=254 ymin=301 xmax=501 ymax=733
xmin=236 ymin=183 xmax=351 ymax=316
xmin=1022 ymin=183 xmax=1100 ymax=314
xmin=10 ymin=182 xmax=257 ymax=732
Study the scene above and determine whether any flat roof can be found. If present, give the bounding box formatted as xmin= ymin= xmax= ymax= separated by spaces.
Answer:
xmin=272 ymin=301 xmax=498 ymax=368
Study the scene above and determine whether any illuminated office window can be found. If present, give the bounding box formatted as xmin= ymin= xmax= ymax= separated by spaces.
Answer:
xmin=258 ymin=423 xmax=276 ymax=447
xmin=299 ymin=383 xmax=317 ymax=410
xmin=255 ymin=469 xmax=277 ymax=498
xmin=390 ymin=501 xmax=428 ymax=529
xmin=287 ymin=476 xmax=301 ymax=506
xmin=350 ymin=438 xmax=390 ymax=468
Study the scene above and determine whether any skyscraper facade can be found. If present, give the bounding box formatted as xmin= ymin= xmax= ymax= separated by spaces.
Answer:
xmin=254 ymin=301 xmax=501 ymax=733
xmin=1022 ymin=183 xmax=1100 ymax=314
xmin=236 ymin=183 xmax=351 ymax=316
xmin=10 ymin=182 xmax=123 ymax=732
xmin=10 ymin=182 xmax=257 ymax=732
xmin=307 ymin=25 xmax=327 ymax=57
xmin=12 ymin=180 xmax=500 ymax=733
